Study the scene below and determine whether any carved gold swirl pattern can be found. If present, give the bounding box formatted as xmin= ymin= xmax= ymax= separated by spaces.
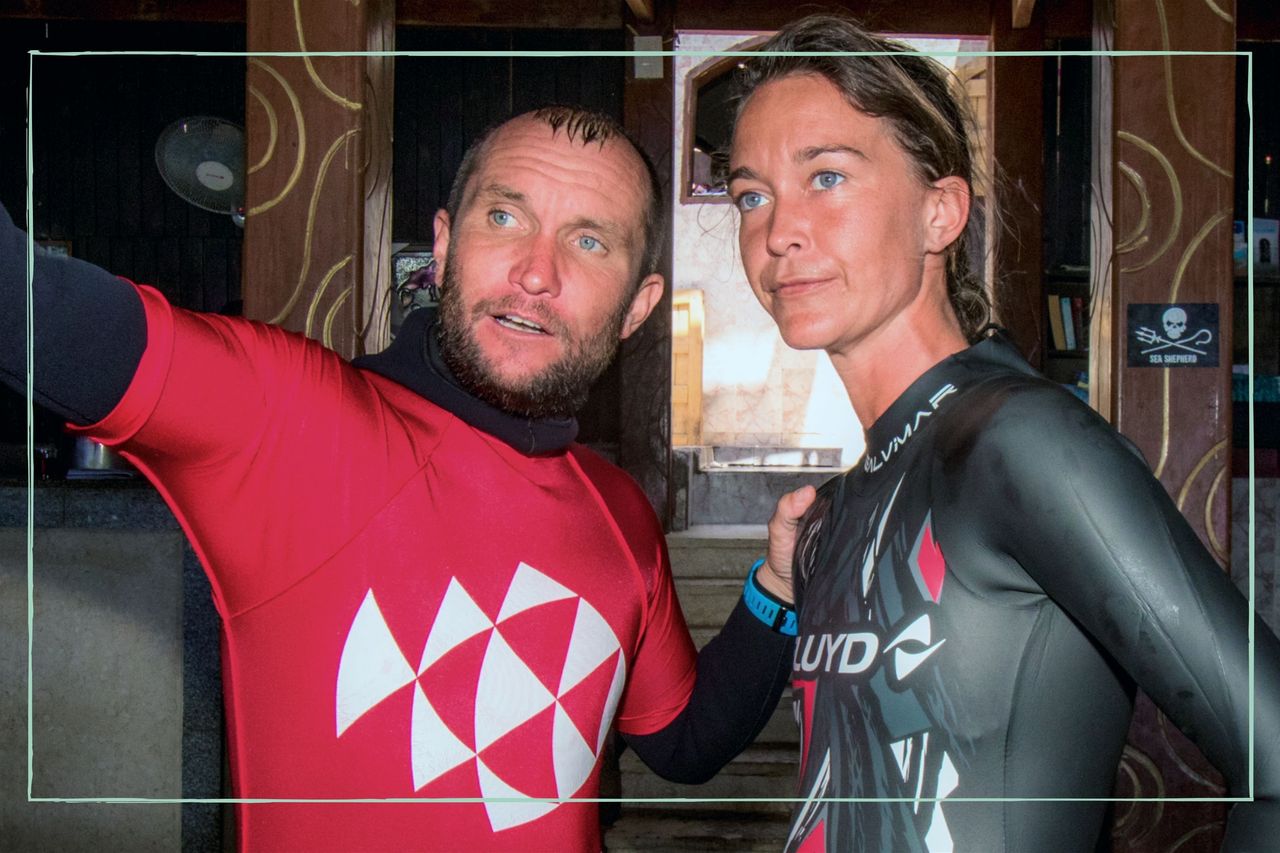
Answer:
xmin=1169 ymin=210 xmax=1229 ymax=304
xmin=246 ymin=59 xmax=306 ymax=217
xmin=1172 ymin=437 xmax=1226 ymax=514
xmin=267 ymin=128 xmax=360 ymax=324
xmin=306 ymin=255 xmax=353 ymax=337
xmin=1170 ymin=824 xmax=1226 ymax=852
xmin=293 ymin=0 xmax=363 ymax=112
xmin=1117 ymin=131 xmax=1182 ymax=272
xmin=1205 ymin=462 xmax=1228 ymax=561
xmin=1157 ymin=705 xmax=1228 ymax=791
xmin=1114 ymin=745 xmax=1166 ymax=841
xmin=1116 ymin=162 xmax=1152 ymax=253
xmin=323 ymin=287 xmax=354 ymax=349
xmin=1171 ymin=437 xmax=1228 ymax=559
xmin=1201 ymin=0 xmax=1233 ymax=24
xmin=1156 ymin=369 xmax=1171 ymax=479
xmin=247 ymin=86 xmax=278 ymax=175
xmin=363 ymin=277 xmax=394 ymax=344
xmin=1154 ymin=0 xmax=1232 ymax=179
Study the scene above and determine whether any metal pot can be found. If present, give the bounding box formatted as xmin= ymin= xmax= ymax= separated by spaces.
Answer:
xmin=70 ymin=436 xmax=136 ymax=475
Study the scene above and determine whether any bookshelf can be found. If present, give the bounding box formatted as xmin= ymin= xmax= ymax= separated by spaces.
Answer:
xmin=1233 ymin=43 xmax=1280 ymax=474
xmin=1043 ymin=273 xmax=1090 ymax=395
xmin=1041 ymin=49 xmax=1092 ymax=402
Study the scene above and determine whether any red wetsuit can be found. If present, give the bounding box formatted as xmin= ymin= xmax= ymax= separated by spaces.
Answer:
xmin=74 ymin=286 xmax=696 ymax=852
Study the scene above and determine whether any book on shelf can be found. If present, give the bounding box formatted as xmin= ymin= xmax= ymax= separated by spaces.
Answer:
xmin=1047 ymin=288 xmax=1090 ymax=353
xmin=1235 ymin=220 xmax=1248 ymax=276
xmin=1048 ymin=293 xmax=1067 ymax=350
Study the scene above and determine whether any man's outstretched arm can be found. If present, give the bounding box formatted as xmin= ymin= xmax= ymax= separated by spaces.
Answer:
xmin=622 ymin=487 xmax=814 ymax=784
xmin=0 ymin=202 xmax=146 ymax=424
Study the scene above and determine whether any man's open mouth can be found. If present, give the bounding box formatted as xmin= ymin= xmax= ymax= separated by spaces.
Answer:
xmin=494 ymin=314 xmax=549 ymax=334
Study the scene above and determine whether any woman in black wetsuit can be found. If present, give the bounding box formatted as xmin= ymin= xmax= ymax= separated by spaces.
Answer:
xmin=725 ymin=13 xmax=1280 ymax=852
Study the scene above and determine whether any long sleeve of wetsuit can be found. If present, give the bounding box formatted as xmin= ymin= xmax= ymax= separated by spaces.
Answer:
xmin=0 ymin=202 xmax=146 ymax=424
xmin=947 ymin=380 xmax=1280 ymax=851
xmin=621 ymin=595 xmax=794 ymax=784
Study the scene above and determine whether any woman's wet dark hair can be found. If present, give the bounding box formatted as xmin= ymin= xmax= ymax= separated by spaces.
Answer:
xmin=733 ymin=15 xmax=992 ymax=340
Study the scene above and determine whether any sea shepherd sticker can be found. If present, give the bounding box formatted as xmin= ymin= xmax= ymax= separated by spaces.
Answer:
xmin=1127 ymin=303 xmax=1218 ymax=367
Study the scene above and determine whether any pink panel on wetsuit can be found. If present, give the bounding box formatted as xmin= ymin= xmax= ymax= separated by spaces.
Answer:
xmin=793 ymin=677 xmax=819 ymax=774
xmin=916 ymin=523 xmax=946 ymax=603
xmin=796 ymin=820 xmax=826 ymax=853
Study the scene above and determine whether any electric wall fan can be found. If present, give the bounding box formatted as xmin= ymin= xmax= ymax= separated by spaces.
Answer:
xmin=154 ymin=116 xmax=246 ymax=226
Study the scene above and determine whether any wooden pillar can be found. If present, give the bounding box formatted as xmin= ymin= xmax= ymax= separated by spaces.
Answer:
xmin=1102 ymin=1 xmax=1236 ymax=850
xmin=620 ymin=0 xmax=675 ymax=524
xmin=990 ymin=1 xmax=1046 ymax=365
xmin=242 ymin=0 xmax=394 ymax=359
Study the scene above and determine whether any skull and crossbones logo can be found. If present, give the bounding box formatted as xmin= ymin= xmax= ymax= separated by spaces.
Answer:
xmin=1136 ymin=307 xmax=1212 ymax=355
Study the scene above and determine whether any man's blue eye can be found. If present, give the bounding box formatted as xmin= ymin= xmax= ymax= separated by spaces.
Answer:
xmin=490 ymin=210 xmax=515 ymax=227
xmin=812 ymin=172 xmax=844 ymax=190
xmin=736 ymin=192 xmax=768 ymax=212
xmin=577 ymin=235 xmax=602 ymax=252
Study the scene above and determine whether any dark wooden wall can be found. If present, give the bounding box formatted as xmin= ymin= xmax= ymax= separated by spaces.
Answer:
xmin=1 ymin=21 xmax=246 ymax=447
xmin=3 ymin=21 xmax=246 ymax=311
xmin=392 ymin=27 xmax=624 ymax=243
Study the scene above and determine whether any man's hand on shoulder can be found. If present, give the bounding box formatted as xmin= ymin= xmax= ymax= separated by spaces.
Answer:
xmin=756 ymin=485 xmax=817 ymax=605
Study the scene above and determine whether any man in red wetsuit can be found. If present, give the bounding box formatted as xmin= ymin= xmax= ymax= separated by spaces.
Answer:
xmin=1 ymin=106 xmax=806 ymax=851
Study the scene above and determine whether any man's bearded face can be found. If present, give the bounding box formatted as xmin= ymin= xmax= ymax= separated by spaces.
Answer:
xmin=436 ymin=250 xmax=630 ymax=420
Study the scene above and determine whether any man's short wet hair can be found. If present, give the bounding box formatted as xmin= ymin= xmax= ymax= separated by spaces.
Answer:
xmin=445 ymin=106 xmax=665 ymax=286
xmin=734 ymin=15 xmax=992 ymax=341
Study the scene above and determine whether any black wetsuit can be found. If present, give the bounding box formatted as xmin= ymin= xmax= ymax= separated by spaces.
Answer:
xmin=785 ymin=335 xmax=1280 ymax=853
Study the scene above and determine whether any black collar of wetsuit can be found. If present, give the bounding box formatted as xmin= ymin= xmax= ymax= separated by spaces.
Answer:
xmin=862 ymin=330 xmax=1037 ymax=473
xmin=351 ymin=306 xmax=578 ymax=456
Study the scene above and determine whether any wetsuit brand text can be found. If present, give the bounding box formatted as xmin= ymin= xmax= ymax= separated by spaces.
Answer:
xmin=863 ymin=383 xmax=958 ymax=473
xmin=794 ymin=630 xmax=880 ymax=675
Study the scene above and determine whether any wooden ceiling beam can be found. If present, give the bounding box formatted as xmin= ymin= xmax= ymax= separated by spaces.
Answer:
xmin=1013 ymin=0 xmax=1037 ymax=29
xmin=624 ymin=0 xmax=654 ymax=23
xmin=674 ymin=0 xmax=988 ymax=36
xmin=0 ymin=0 xmax=244 ymax=23
xmin=396 ymin=0 xmax=619 ymax=29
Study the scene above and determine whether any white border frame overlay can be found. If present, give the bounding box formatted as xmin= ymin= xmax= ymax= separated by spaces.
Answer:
xmin=24 ymin=46 xmax=1254 ymax=809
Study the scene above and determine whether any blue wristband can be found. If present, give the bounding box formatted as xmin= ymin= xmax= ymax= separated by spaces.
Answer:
xmin=743 ymin=557 xmax=798 ymax=637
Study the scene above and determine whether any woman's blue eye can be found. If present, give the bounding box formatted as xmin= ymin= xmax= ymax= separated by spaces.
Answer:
xmin=490 ymin=210 xmax=515 ymax=227
xmin=577 ymin=235 xmax=602 ymax=252
xmin=735 ymin=191 xmax=768 ymax=212
xmin=812 ymin=171 xmax=844 ymax=190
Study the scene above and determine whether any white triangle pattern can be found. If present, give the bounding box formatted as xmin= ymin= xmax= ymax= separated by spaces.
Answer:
xmin=551 ymin=703 xmax=597 ymax=798
xmin=418 ymin=578 xmax=493 ymax=674
xmin=335 ymin=570 xmax=628 ymax=833
xmin=335 ymin=590 xmax=416 ymax=735
xmin=496 ymin=562 xmax=576 ymax=623
xmin=558 ymin=598 xmax=620 ymax=695
xmin=410 ymin=683 xmax=475 ymax=790
xmin=597 ymin=653 xmax=628 ymax=754
xmin=476 ymin=758 xmax=558 ymax=831
xmin=474 ymin=629 xmax=556 ymax=751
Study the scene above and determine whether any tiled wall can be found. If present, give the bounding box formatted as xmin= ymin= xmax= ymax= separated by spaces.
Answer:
xmin=671 ymin=33 xmax=864 ymax=466
xmin=0 ymin=484 xmax=224 ymax=851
